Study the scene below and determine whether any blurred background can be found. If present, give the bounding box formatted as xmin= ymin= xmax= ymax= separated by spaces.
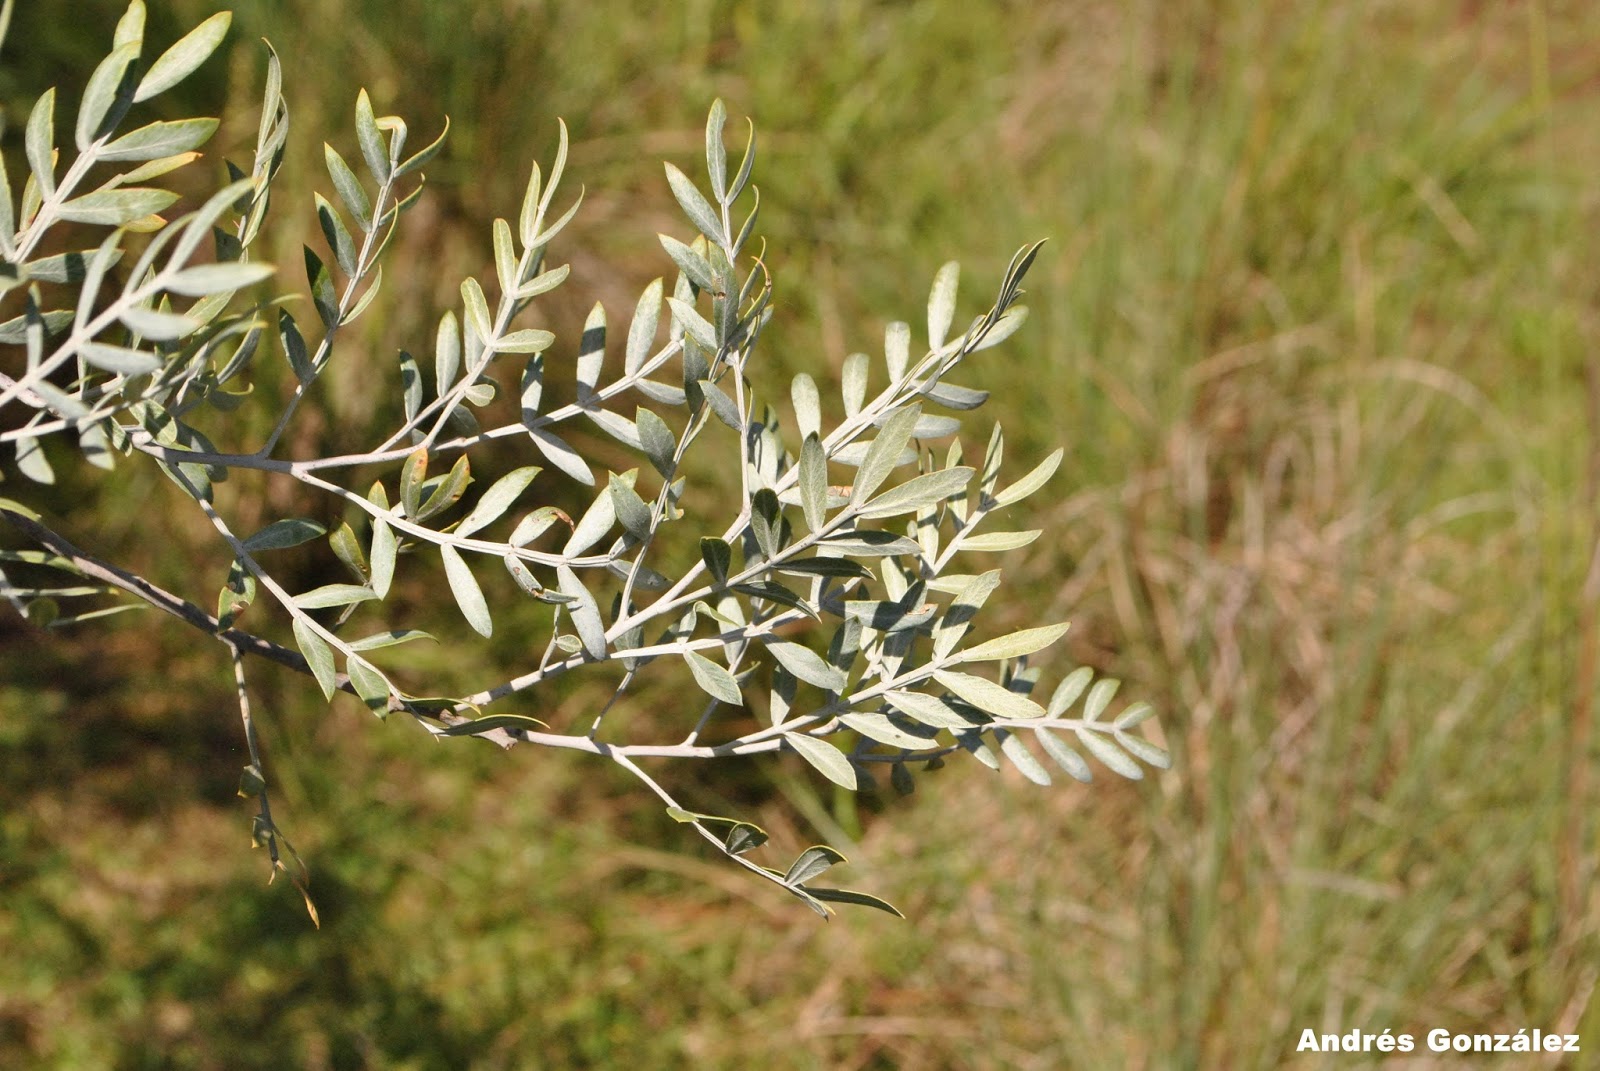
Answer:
xmin=3 ymin=0 xmax=1599 ymax=1067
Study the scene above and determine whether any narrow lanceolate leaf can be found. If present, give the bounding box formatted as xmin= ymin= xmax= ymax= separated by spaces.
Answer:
xmin=396 ymin=115 xmax=449 ymax=179
xmin=401 ymin=350 xmax=424 ymax=424
xmin=354 ymin=89 xmax=390 ymax=182
xmin=841 ymin=353 xmax=868 ymax=417
xmin=562 ymin=486 xmax=617 ymax=555
xmin=515 ymin=262 xmax=570 ymax=299
xmin=1036 ymin=728 xmax=1093 ymax=781
xmin=954 ymin=622 xmax=1071 ymax=664
xmin=76 ymin=42 xmax=139 ymax=150
xmin=932 ymin=568 xmax=1002 ymax=660
xmin=1083 ymin=678 xmax=1120 ymax=722
xmin=959 ymin=530 xmax=1041 ymax=552
xmin=345 ymin=655 xmax=391 ymax=713
xmin=667 ymin=297 xmax=718 ymax=353
xmin=556 ymin=565 xmax=606 ymax=659
xmin=121 ymin=306 xmax=200 ymax=341
xmin=784 ymin=732 xmax=856 ymax=790
xmin=609 ymin=473 xmax=652 ymax=541
xmin=839 ymin=712 xmax=937 ymax=751
xmin=636 ymin=407 xmax=676 ymax=477
xmin=135 ymin=11 xmax=232 ymax=102
xmin=100 ymin=117 xmax=218 ymax=162
xmin=998 ymin=731 xmax=1052 ymax=785
xmin=626 ymin=278 xmax=663 ymax=374
xmin=528 ymin=426 xmax=594 ymax=485
xmin=857 ymin=466 xmax=972 ymax=520
xmin=80 ymin=343 xmax=160 ymax=375
xmin=658 ymin=233 xmax=714 ymax=291
xmin=292 ymin=584 xmax=377 ymax=610
xmin=851 ymin=405 xmax=921 ymax=506
xmin=933 ymin=670 xmax=1044 ymax=721
xmin=241 ymin=518 xmax=326 ymax=552
xmin=456 ymin=466 xmax=541 ymax=538
xmin=58 ymin=188 xmax=179 ymax=226
xmin=993 ymin=447 xmax=1064 ymax=508
xmin=1047 ymin=666 xmax=1095 ymax=717
xmin=369 ymin=516 xmax=397 ymax=599
xmin=699 ymin=378 xmax=741 ymax=429
xmin=818 ymin=530 xmax=923 ymax=558
xmin=292 ymin=618 xmax=337 ymax=700
xmin=927 ymin=261 xmax=959 ymax=349
xmin=791 ymin=373 xmax=821 ymax=440
xmin=799 ymin=433 xmax=828 ymax=533
xmin=1115 ymin=730 xmax=1171 ymax=769
xmin=25 ymin=89 xmax=56 ymax=196
xmin=440 ymin=544 xmax=492 ymax=637
xmin=347 ymin=630 xmax=434 ymax=653
xmin=1115 ymin=701 xmax=1156 ymax=731
xmin=663 ymin=162 xmax=725 ymax=246
xmin=1076 ymin=729 xmax=1144 ymax=780
xmin=685 ymin=650 xmax=743 ymax=705
xmin=164 ymin=261 xmax=275 ymax=297
xmin=784 ymin=845 xmax=846 ymax=886
xmin=763 ymin=640 xmax=847 ymax=691
xmin=494 ymin=328 xmax=557 ymax=354
xmin=884 ymin=690 xmax=977 ymax=729
xmin=705 ymin=99 xmax=729 ymax=202
xmin=803 ymin=887 xmax=905 ymax=918
xmin=324 ymin=142 xmax=371 ymax=230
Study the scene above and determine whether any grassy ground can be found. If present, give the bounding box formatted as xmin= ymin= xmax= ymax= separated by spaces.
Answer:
xmin=4 ymin=0 xmax=1599 ymax=1067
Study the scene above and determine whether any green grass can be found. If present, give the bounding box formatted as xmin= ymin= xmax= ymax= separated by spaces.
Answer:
xmin=4 ymin=0 xmax=1599 ymax=1067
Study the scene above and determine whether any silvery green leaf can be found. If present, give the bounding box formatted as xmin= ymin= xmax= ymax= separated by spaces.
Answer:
xmin=79 ymin=421 xmax=114 ymax=470
xmin=884 ymin=320 xmax=910 ymax=381
xmin=534 ymin=118 xmax=569 ymax=230
xmin=685 ymin=649 xmax=743 ymax=705
xmin=440 ymin=544 xmax=492 ymax=637
xmin=775 ymin=557 xmax=872 ymax=580
xmin=527 ymin=187 xmax=583 ymax=249
xmin=705 ymin=98 xmax=728 ymax=202
xmin=0 ymin=155 xmax=14 ymax=259
xmin=556 ymin=564 xmax=606 ymax=658
xmin=784 ymin=844 xmax=845 ymax=886
xmin=931 ymin=567 xmax=1002 ymax=659
xmin=850 ymin=404 xmax=921 ymax=507
xmin=663 ymin=161 xmax=725 ymax=246
xmin=1083 ymin=678 xmax=1119 ymax=722
xmin=492 ymin=216 xmax=516 ymax=297
xmin=15 ymin=436 xmax=54 ymax=485
xmin=791 ymin=373 xmax=821 ymax=440
xmin=843 ymin=598 xmax=937 ymax=632
xmin=927 ymin=261 xmax=959 ymax=350
xmin=510 ymin=505 xmax=564 ymax=547
xmin=345 ymin=654 xmax=391 ymax=713
xmin=658 ymin=233 xmax=714 ymax=291
xmin=292 ymin=618 xmax=337 ymax=700
xmin=113 ymin=2 xmax=145 ymax=48
xmin=841 ymin=352 xmax=868 ymax=417
xmin=911 ymin=414 xmax=962 ymax=439
xmin=636 ymin=380 xmax=688 ymax=406
xmin=1076 ymin=729 xmax=1143 ymax=780
xmin=1047 ymin=667 xmax=1094 ymax=717
xmin=817 ymin=529 xmax=921 ymax=558
xmin=577 ymin=302 xmax=606 ymax=398
xmin=667 ymin=296 xmax=717 ymax=353
xmin=395 ymin=115 xmax=448 ymax=178
xmin=699 ymin=378 xmax=740 ymax=429
xmin=884 ymin=690 xmax=977 ymax=730
xmin=457 ymin=466 xmax=541 ymax=537
xmin=724 ymin=822 xmax=766 ymax=855
xmin=241 ymin=518 xmax=326 ymax=552
xmin=1035 ymin=728 xmax=1092 ymax=781
xmin=519 ymin=354 xmax=544 ymax=416
xmin=732 ymin=581 xmax=815 ymax=618
xmin=292 ymin=583 xmax=377 ymax=610
xmin=700 ymin=537 xmax=731 ymax=585
xmin=76 ymin=42 xmax=139 ymax=151
xmin=494 ymin=328 xmax=556 ymax=354
xmin=955 ymin=622 xmax=1071 ymax=664
xmin=998 ymin=730 xmax=1052 ymax=786
xmin=121 ymin=305 xmax=199 ymax=341
xmin=369 ymin=516 xmax=396 ymax=598
xmin=503 ymin=553 xmax=542 ymax=596
xmin=802 ymin=886 xmax=904 ymax=918
xmin=315 ymin=193 xmax=357 ymax=276
xmin=784 ymin=732 xmax=856 ymax=790
xmin=923 ymin=382 xmax=990 ymax=411
xmin=959 ymin=530 xmax=1041 ymax=552
xmin=609 ymin=472 xmax=652 ymax=541
xmin=1116 ymin=730 xmax=1171 ymax=769
xmin=460 ymin=276 xmax=492 ymax=344
xmin=25 ymin=88 xmax=57 ymax=197
xmin=324 ymin=142 xmax=371 ymax=230
xmin=58 ymin=187 xmax=178 ymax=226
xmin=933 ymin=669 xmax=1043 ymax=721
xmin=515 ymin=262 xmax=570 ymax=300
xmin=563 ymin=485 xmax=617 ymax=555
xmin=343 ymin=264 xmax=384 ymax=324
xmin=279 ymin=310 xmax=312 ymax=384
xmin=415 ymin=455 xmax=471 ymax=521
xmin=971 ymin=304 xmax=1028 ymax=351
xmin=354 ymin=88 xmax=389 ymax=182
xmin=857 ymin=466 xmax=972 ymax=520
xmin=626 ymin=278 xmax=663 ymax=374
xmin=763 ymin=640 xmax=846 ymax=691
xmin=586 ymin=407 xmax=641 ymax=449
xmin=840 ymin=712 xmax=936 ymax=751
xmin=961 ymin=732 xmax=1002 ymax=771
xmin=80 ymin=343 xmax=160 ymax=375
xmin=994 ymin=447 xmax=1064 ymax=508
xmin=729 ymin=114 xmax=756 ymax=201
xmin=1115 ymin=701 xmax=1155 ymax=730
xmin=346 ymin=630 xmax=434 ymax=653
xmin=399 ymin=446 xmax=428 ymax=518
xmin=636 ymin=407 xmax=676 ymax=477
xmin=164 ymin=261 xmax=274 ymax=297
xmin=134 ymin=11 xmax=230 ymax=102
xmin=528 ymin=426 xmax=593 ymax=485
xmin=981 ymin=424 xmax=1004 ymax=501
xmin=798 ymin=434 xmax=827 ymax=533
xmin=100 ymin=117 xmax=218 ymax=162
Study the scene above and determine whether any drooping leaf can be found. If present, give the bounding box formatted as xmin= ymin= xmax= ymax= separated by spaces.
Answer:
xmin=784 ymin=732 xmax=856 ymax=790
xmin=241 ymin=518 xmax=326 ymax=552
xmin=784 ymin=845 xmax=846 ymax=886
xmin=1076 ymin=729 xmax=1144 ymax=780
xmin=292 ymin=618 xmax=337 ymax=700
xmin=440 ymin=544 xmax=492 ymax=637
xmin=1036 ymin=728 xmax=1093 ymax=782
xmin=556 ymin=564 xmax=607 ymax=659
xmin=997 ymin=730 xmax=1051 ymax=785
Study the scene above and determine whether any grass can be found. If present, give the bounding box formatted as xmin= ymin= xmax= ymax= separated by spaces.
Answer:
xmin=3 ymin=0 xmax=1599 ymax=1067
